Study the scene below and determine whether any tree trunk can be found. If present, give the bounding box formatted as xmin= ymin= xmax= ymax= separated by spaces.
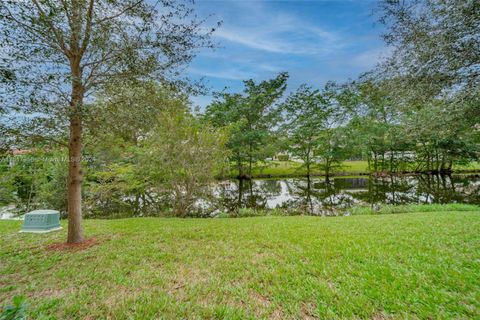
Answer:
xmin=381 ymin=151 xmax=386 ymax=171
xmin=237 ymin=178 xmax=244 ymax=209
xmin=306 ymin=175 xmax=313 ymax=213
xmin=325 ymin=158 xmax=330 ymax=182
xmin=67 ymin=64 xmax=85 ymax=244
xmin=248 ymin=143 xmax=253 ymax=178
xmin=389 ymin=148 xmax=394 ymax=173
xmin=306 ymin=148 xmax=311 ymax=177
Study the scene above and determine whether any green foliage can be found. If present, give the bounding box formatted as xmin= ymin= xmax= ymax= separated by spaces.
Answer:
xmin=346 ymin=80 xmax=403 ymax=172
xmin=378 ymin=0 xmax=479 ymax=115
xmin=139 ymin=110 xmax=228 ymax=217
xmin=1 ymin=83 xmax=228 ymax=218
xmin=1 ymin=0 xmax=478 ymax=221
xmin=204 ymin=73 xmax=288 ymax=177
xmin=218 ymin=204 xmax=480 ymax=218
xmin=0 ymin=296 xmax=27 ymax=320
xmin=0 ymin=0 xmax=217 ymax=134
xmin=280 ymin=84 xmax=328 ymax=175
xmin=0 ymin=158 xmax=15 ymax=206
xmin=85 ymin=163 xmax=147 ymax=218
xmin=85 ymin=80 xmax=189 ymax=147
xmin=365 ymin=0 xmax=480 ymax=172
xmin=0 ymin=151 xmax=67 ymax=214
xmin=337 ymin=78 xmax=478 ymax=173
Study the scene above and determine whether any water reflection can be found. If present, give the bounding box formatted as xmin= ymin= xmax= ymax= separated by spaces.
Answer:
xmin=215 ymin=174 xmax=480 ymax=215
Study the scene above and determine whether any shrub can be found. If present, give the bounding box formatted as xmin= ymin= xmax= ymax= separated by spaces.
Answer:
xmin=277 ymin=154 xmax=289 ymax=161
xmin=140 ymin=111 xmax=228 ymax=217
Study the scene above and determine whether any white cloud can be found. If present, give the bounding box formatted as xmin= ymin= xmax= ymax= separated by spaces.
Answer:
xmin=188 ymin=67 xmax=252 ymax=81
xmin=214 ymin=26 xmax=342 ymax=55
xmin=349 ymin=47 xmax=393 ymax=69
xmin=210 ymin=1 xmax=343 ymax=56
xmin=214 ymin=29 xmax=286 ymax=53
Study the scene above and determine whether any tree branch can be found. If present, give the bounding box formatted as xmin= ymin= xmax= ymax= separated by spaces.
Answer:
xmin=31 ymin=0 xmax=71 ymax=57
xmin=80 ymin=0 xmax=95 ymax=56
xmin=93 ymin=0 xmax=143 ymax=25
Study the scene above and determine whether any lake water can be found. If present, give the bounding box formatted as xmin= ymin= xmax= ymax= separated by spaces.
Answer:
xmin=215 ymin=174 xmax=480 ymax=215
xmin=1 ymin=174 xmax=478 ymax=219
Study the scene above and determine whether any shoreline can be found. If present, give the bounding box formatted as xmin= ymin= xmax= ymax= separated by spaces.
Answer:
xmin=220 ymin=168 xmax=480 ymax=180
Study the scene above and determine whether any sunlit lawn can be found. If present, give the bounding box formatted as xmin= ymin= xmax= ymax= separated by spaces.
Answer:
xmin=1 ymin=211 xmax=480 ymax=319
xmin=246 ymin=160 xmax=369 ymax=178
xmin=236 ymin=160 xmax=480 ymax=178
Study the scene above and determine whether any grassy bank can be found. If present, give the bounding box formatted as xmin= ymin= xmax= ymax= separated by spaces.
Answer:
xmin=229 ymin=160 xmax=480 ymax=179
xmin=218 ymin=203 xmax=480 ymax=218
xmin=229 ymin=160 xmax=369 ymax=178
xmin=348 ymin=203 xmax=479 ymax=215
xmin=1 ymin=210 xmax=480 ymax=319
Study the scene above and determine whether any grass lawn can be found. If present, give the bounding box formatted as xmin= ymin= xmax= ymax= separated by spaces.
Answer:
xmin=1 ymin=211 xmax=480 ymax=319
xmin=244 ymin=160 xmax=370 ymax=178
xmin=233 ymin=160 xmax=480 ymax=178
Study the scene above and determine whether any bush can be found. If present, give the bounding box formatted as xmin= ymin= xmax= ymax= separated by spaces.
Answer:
xmin=140 ymin=111 xmax=228 ymax=217
xmin=277 ymin=154 xmax=289 ymax=161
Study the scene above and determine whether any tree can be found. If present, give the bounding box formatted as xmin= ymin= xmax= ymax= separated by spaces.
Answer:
xmin=376 ymin=0 xmax=479 ymax=172
xmin=281 ymin=84 xmax=329 ymax=177
xmin=0 ymin=0 xmax=216 ymax=243
xmin=313 ymin=83 xmax=354 ymax=179
xmin=402 ymin=101 xmax=479 ymax=173
xmin=316 ymin=127 xmax=351 ymax=180
xmin=378 ymin=0 xmax=480 ymax=122
xmin=204 ymin=73 xmax=288 ymax=178
xmin=350 ymin=80 xmax=408 ymax=172
xmin=85 ymin=80 xmax=189 ymax=147
xmin=0 ymin=149 xmax=68 ymax=214
xmin=140 ymin=110 xmax=228 ymax=217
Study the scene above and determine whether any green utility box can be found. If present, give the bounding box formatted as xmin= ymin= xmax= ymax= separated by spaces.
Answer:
xmin=20 ymin=210 xmax=62 ymax=233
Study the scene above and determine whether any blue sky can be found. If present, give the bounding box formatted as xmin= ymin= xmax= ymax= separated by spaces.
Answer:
xmin=186 ymin=0 xmax=390 ymax=108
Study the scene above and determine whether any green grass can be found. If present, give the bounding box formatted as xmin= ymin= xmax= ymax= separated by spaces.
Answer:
xmin=216 ymin=204 xmax=480 ymax=218
xmin=455 ymin=162 xmax=480 ymax=171
xmin=230 ymin=160 xmax=480 ymax=178
xmin=241 ymin=160 xmax=370 ymax=178
xmin=349 ymin=203 xmax=480 ymax=215
xmin=1 ymin=211 xmax=480 ymax=319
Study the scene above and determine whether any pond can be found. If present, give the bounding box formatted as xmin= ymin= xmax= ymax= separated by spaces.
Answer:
xmin=215 ymin=174 xmax=480 ymax=215
xmin=1 ymin=174 xmax=478 ymax=219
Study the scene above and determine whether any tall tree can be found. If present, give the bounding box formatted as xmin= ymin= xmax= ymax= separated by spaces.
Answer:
xmin=376 ymin=0 xmax=480 ymax=171
xmin=378 ymin=0 xmax=480 ymax=121
xmin=204 ymin=73 xmax=288 ymax=178
xmin=280 ymin=84 xmax=329 ymax=177
xmin=0 ymin=0 xmax=216 ymax=243
xmin=313 ymin=82 xmax=355 ymax=179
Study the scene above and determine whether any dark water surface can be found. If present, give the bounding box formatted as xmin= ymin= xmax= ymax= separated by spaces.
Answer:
xmin=215 ymin=174 xmax=480 ymax=214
